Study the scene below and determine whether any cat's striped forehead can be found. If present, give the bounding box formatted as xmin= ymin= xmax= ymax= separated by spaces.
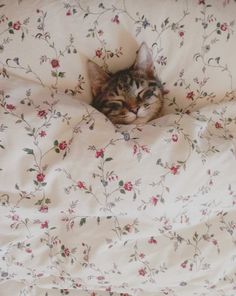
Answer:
xmin=93 ymin=69 xmax=162 ymax=107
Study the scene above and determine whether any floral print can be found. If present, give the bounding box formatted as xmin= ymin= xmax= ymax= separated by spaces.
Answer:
xmin=0 ymin=1 xmax=236 ymax=296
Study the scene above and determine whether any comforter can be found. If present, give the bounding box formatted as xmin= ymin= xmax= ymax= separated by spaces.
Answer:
xmin=1 ymin=1 xmax=236 ymax=295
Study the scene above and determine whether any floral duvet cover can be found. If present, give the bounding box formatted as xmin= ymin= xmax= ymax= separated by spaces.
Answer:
xmin=1 ymin=1 xmax=236 ymax=296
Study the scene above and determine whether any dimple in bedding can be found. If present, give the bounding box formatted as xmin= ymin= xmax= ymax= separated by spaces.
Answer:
xmin=1 ymin=1 xmax=236 ymax=296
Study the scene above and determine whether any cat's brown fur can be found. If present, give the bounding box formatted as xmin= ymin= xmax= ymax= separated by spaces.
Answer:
xmin=88 ymin=42 xmax=163 ymax=124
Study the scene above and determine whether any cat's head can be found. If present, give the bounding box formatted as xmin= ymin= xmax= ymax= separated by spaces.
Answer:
xmin=87 ymin=42 xmax=163 ymax=124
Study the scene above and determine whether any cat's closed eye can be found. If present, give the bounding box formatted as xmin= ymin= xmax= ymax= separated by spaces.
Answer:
xmin=106 ymin=101 xmax=124 ymax=110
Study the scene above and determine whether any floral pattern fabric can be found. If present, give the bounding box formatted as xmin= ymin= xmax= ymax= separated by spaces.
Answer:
xmin=1 ymin=1 xmax=236 ymax=296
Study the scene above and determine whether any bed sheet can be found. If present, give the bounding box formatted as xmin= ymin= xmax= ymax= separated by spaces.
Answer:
xmin=1 ymin=1 xmax=236 ymax=296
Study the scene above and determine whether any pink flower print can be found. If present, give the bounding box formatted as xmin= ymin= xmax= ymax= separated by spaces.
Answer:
xmin=37 ymin=110 xmax=47 ymax=118
xmin=37 ymin=173 xmax=45 ymax=182
xmin=59 ymin=140 xmax=67 ymax=150
xmin=39 ymin=130 xmax=46 ymax=137
xmin=138 ymin=268 xmax=147 ymax=276
xmin=148 ymin=236 xmax=157 ymax=244
xmin=13 ymin=21 xmax=21 ymax=30
xmin=40 ymin=221 xmax=48 ymax=229
xmin=212 ymin=239 xmax=218 ymax=245
xmin=124 ymin=181 xmax=133 ymax=191
xmin=39 ymin=205 xmax=48 ymax=213
xmin=12 ymin=214 xmax=19 ymax=221
xmin=172 ymin=134 xmax=178 ymax=142
xmin=215 ymin=122 xmax=222 ymax=129
xmin=181 ymin=260 xmax=188 ymax=268
xmin=186 ymin=91 xmax=194 ymax=100
xmin=111 ymin=15 xmax=120 ymax=24
xmin=6 ymin=104 xmax=16 ymax=111
xmin=95 ymin=49 xmax=103 ymax=58
xmin=151 ymin=196 xmax=158 ymax=206
xmin=179 ymin=31 xmax=184 ymax=37
xmin=50 ymin=59 xmax=60 ymax=68
xmin=170 ymin=166 xmax=179 ymax=175
xmin=63 ymin=248 xmax=70 ymax=257
xmin=95 ymin=149 xmax=104 ymax=158
xmin=220 ymin=23 xmax=228 ymax=31
xmin=139 ymin=253 xmax=145 ymax=259
xmin=77 ymin=181 xmax=86 ymax=189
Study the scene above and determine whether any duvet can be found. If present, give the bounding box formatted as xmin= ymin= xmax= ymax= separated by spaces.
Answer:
xmin=1 ymin=1 xmax=236 ymax=296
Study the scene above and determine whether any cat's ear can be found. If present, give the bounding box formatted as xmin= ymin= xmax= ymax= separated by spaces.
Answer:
xmin=87 ymin=60 xmax=110 ymax=97
xmin=133 ymin=42 xmax=155 ymax=78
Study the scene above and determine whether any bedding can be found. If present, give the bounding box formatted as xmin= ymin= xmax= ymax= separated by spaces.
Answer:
xmin=1 ymin=1 xmax=236 ymax=296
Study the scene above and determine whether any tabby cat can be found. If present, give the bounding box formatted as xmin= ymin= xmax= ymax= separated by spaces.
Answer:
xmin=87 ymin=42 xmax=164 ymax=124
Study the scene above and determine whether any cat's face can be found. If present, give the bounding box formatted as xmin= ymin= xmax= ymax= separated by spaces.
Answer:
xmin=88 ymin=42 xmax=163 ymax=125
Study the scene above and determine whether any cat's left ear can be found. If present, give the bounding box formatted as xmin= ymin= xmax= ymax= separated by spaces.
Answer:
xmin=133 ymin=42 xmax=155 ymax=78
xmin=87 ymin=60 xmax=110 ymax=97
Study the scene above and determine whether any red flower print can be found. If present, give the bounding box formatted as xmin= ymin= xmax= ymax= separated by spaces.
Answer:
xmin=13 ymin=21 xmax=21 ymax=30
xmin=95 ymin=149 xmax=104 ymax=158
xmin=66 ymin=10 xmax=72 ymax=16
xmin=198 ymin=0 xmax=205 ymax=4
xmin=172 ymin=134 xmax=178 ymax=142
xmin=139 ymin=253 xmax=145 ymax=259
xmin=25 ymin=248 xmax=32 ymax=253
xmin=148 ymin=236 xmax=157 ymax=244
xmin=95 ymin=49 xmax=103 ymax=58
xmin=179 ymin=31 xmax=184 ymax=37
xmin=124 ymin=181 xmax=133 ymax=191
xmin=39 ymin=205 xmax=48 ymax=213
xmin=215 ymin=122 xmax=222 ymax=129
xmin=186 ymin=91 xmax=194 ymax=100
xmin=170 ymin=166 xmax=179 ymax=175
xmin=40 ymin=221 xmax=48 ymax=229
xmin=59 ymin=141 xmax=67 ymax=150
xmin=39 ymin=130 xmax=46 ymax=137
xmin=37 ymin=173 xmax=45 ymax=182
xmin=37 ymin=110 xmax=47 ymax=118
xmin=97 ymin=276 xmax=105 ymax=281
xmin=111 ymin=15 xmax=120 ymax=24
xmin=220 ymin=23 xmax=228 ymax=31
xmin=138 ymin=268 xmax=147 ymax=276
xmin=50 ymin=59 xmax=60 ymax=68
xmin=151 ymin=196 xmax=158 ymax=206
xmin=77 ymin=181 xmax=86 ymax=189
xmin=90 ymin=293 xmax=96 ymax=296
xmin=6 ymin=104 xmax=16 ymax=111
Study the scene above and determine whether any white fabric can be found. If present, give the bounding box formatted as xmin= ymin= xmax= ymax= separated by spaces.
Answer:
xmin=1 ymin=1 xmax=236 ymax=295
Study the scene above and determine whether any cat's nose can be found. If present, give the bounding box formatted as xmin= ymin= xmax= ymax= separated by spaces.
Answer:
xmin=131 ymin=107 xmax=139 ymax=114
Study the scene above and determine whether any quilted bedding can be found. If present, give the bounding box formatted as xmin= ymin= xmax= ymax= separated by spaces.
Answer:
xmin=1 ymin=1 xmax=236 ymax=295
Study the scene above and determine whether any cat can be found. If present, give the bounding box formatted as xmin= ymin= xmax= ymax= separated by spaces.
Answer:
xmin=87 ymin=42 xmax=164 ymax=125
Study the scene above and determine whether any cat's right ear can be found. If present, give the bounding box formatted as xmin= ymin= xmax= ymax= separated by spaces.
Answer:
xmin=87 ymin=60 xmax=110 ymax=97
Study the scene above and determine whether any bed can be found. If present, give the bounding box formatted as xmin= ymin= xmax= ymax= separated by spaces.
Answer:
xmin=1 ymin=1 xmax=236 ymax=295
